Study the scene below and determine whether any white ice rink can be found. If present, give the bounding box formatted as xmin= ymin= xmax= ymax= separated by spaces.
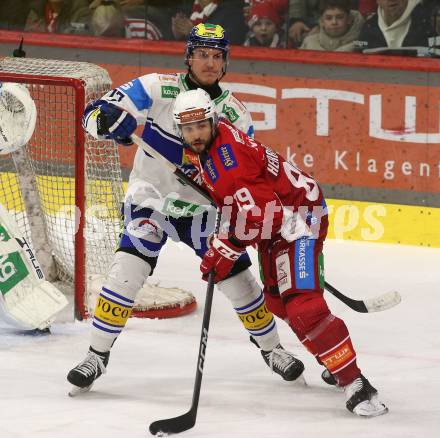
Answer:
xmin=1 ymin=239 xmax=439 ymax=438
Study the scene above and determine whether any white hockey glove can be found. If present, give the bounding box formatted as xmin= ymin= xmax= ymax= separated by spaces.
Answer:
xmin=0 ymin=82 xmax=37 ymax=154
xmin=82 ymin=101 xmax=137 ymax=145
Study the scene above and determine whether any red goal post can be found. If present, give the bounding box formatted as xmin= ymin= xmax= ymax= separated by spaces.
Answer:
xmin=0 ymin=57 xmax=196 ymax=320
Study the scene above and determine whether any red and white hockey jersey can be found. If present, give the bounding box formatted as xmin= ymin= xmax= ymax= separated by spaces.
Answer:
xmin=194 ymin=120 xmax=328 ymax=246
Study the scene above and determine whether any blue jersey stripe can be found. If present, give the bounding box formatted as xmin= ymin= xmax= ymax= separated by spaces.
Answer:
xmin=119 ymin=78 xmax=152 ymax=111
xmin=142 ymin=121 xmax=184 ymax=165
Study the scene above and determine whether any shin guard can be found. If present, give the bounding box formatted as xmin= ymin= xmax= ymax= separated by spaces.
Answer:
xmin=218 ymin=270 xmax=279 ymax=351
xmin=286 ymin=292 xmax=361 ymax=386
xmin=90 ymin=252 xmax=151 ymax=352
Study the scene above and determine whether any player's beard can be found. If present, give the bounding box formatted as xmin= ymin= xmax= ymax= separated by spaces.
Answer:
xmin=188 ymin=134 xmax=213 ymax=154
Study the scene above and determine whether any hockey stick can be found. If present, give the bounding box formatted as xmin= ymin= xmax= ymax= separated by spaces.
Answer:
xmin=130 ymin=134 xmax=401 ymax=314
xmin=149 ymin=212 xmax=220 ymax=436
xmin=324 ymin=281 xmax=400 ymax=313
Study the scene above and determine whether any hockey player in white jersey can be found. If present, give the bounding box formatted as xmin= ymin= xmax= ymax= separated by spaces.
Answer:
xmin=67 ymin=23 xmax=305 ymax=394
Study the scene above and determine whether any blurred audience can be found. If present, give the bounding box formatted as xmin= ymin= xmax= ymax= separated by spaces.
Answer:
xmin=122 ymin=0 xmax=174 ymax=40
xmin=24 ymin=0 xmax=92 ymax=34
xmin=0 ymin=0 xmax=438 ymax=57
xmin=245 ymin=1 xmax=286 ymax=47
xmin=355 ymin=0 xmax=435 ymax=52
xmin=171 ymin=0 xmax=247 ymax=45
xmin=301 ymin=0 xmax=364 ymax=51
xmin=287 ymin=0 xmax=320 ymax=47
xmin=89 ymin=0 xmax=124 ymax=37
xmin=0 ymin=0 xmax=31 ymax=30
xmin=358 ymin=0 xmax=377 ymax=18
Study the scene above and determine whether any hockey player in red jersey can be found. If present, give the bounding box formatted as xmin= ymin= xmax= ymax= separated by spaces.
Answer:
xmin=172 ymin=88 xmax=389 ymax=417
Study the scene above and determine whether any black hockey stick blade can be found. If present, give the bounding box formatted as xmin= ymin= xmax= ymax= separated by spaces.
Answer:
xmin=149 ymin=407 xmax=196 ymax=436
xmin=324 ymin=281 xmax=401 ymax=313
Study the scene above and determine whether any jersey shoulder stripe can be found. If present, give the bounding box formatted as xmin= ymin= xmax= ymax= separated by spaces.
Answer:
xmin=118 ymin=78 xmax=153 ymax=111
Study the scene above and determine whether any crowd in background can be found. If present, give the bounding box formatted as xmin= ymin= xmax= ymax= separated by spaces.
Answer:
xmin=0 ymin=1 xmax=439 ymax=56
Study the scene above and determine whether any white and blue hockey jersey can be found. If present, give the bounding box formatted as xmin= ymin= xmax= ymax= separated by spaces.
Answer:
xmin=84 ymin=73 xmax=253 ymax=218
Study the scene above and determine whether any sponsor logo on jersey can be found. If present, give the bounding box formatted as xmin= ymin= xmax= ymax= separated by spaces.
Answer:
xmin=276 ymin=252 xmax=292 ymax=294
xmin=217 ymin=143 xmax=237 ymax=170
xmin=230 ymin=94 xmax=246 ymax=112
xmin=222 ymin=103 xmax=239 ymax=123
xmin=159 ymin=74 xmax=177 ymax=82
xmin=222 ymin=120 xmax=244 ymax=144
xmin=298 ymin=238 xmax=307 ymax=279
xmin=126 ymin=218 xmax=161 ymax=239
xmin=163 ymin=198 xmax=205 ymax=218
xmin=204 ymin=158 xmax=219 ymax=183
xmin=161 ymin=85 xmax=180 ymax=99
xmin=265 ymin=147 xmax=280 ymax=177
xmin=295 ymin=237 xmax=316 ymax=289
xmin=0 ymin=252 xmax=29 ymax=295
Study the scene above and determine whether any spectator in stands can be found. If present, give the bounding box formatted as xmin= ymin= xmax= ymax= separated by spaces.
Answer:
xmin=423 ymin=0 xmax=439 ymax=36
xmin=0 ymin=0 xmax=30 ymax=30
xmin=300 ymin=0 xmax=364 ymax=51
xmin=287 ymin=0 xmax=320 ymax=47
xmin=357 ymin=0 xmax=377 ymax=18
xmin=89 ymin=0 xmax=125 ymax=37
xmin=243 ymin=0 xmax=252 ymax=22
xmin=355 ymin=0 xmax=435 ymax=52
xmin=25 ymin=0 xmax=92 ymax=34
xmin=121 ymin=0 xmax=174 ymax=40
xmin=171 ymin=0 xmax=247 ymax=45
xmin=244 ymin=1 xmax=285 ymax=47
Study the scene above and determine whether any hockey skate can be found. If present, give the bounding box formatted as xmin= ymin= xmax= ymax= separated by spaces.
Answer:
xmin=261 ymin=344 xmax=305 ymax=381
xmin=249 ymin=336 xmax=305 ymax=381
xmin=321 ymin=368 xmax=337 ymax=386
xmin=67 ymin=347 xmax=109 ymax=396
xmin=344 ymin=375 xmax=388 ymax=417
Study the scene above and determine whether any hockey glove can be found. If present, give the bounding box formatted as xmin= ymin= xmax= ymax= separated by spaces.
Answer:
xmin=200 ymin=237 xmax=245 ymax=283
xmin=83 ymin=101 xmax=137 ymax=145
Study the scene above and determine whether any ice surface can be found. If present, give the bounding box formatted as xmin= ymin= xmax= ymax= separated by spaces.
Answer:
xmin=1 ymin=239 xmax=439 ymax=438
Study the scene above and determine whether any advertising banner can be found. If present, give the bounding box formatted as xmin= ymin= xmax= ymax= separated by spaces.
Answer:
xmin=104 ymin=64 xmax=440 ymax=197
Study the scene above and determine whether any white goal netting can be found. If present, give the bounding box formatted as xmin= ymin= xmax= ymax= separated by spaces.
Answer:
xmin=0 ymin=57 xmax=196 ymax=320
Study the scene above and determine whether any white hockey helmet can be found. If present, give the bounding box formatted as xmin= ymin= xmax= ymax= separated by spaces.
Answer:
xmin=173 ymin=88 xmax=218 ymax=131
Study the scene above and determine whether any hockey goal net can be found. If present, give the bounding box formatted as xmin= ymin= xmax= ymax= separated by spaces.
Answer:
xmin=0 ymin=57 xmax=196 ymax=320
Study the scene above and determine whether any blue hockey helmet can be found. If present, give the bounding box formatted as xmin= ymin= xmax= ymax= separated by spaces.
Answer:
xmin=185 ymin=23 xmax=230 ymax=67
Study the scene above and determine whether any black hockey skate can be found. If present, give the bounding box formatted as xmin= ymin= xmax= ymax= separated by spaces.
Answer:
xmin=321 ymin=368 xmax=337 ymax=386
xmin=250 ymin=336 xmax=305 ymax=381
xmin=261 ymin=344 xmax=305 ymax=381
xmin=67 ymin=347 xmax=109 ymax=396
xmin=345 ymin=375 xmax=388 ymax=417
